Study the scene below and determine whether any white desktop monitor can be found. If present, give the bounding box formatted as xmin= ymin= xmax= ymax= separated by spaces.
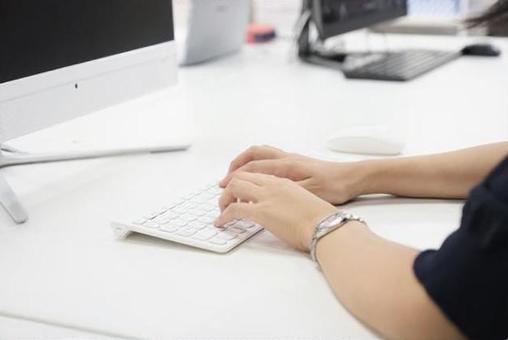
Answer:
xmin=0 ymin=0 xmax=177 ymax=142
xmin=0 ymin=0 xmax=181 ymax=223
xmin=176 ymin=0 xmax=250 ymax=66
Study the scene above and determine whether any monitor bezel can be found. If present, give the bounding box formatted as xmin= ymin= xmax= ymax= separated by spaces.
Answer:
xmin=0 ymin=41 xmax=177 ymax=143
xmin=0 ymin=42 xmax=174 ymax=103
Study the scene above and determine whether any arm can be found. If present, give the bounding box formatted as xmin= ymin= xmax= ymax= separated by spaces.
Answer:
xmin=357 ymin=142 xmax=508 ymax=199
xmin=221 ymin=142 xmax=508 ymax=203
xmin=318 ymin=155 xmax=508 ymax=340
xmin=217 ymin=172 xmax=464 ymax=339
xmin=316 ymin=223 xmax=464 ymax=340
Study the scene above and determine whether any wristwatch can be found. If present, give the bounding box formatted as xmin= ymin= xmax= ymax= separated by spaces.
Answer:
xmin=310 ymin=211 xmax=366 ymax=264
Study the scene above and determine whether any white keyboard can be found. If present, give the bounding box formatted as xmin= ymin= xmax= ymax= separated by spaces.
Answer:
xmin=111 ymin=184 xmax=263 ymax=253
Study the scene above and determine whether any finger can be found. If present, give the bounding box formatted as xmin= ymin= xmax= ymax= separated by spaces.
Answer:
xmin=221 ymin=159 xmax=287 ymax=187
xmin=228 ymin=145 xmax=284 ymax=172
xmin=232 ymin=171 xmax=278 ymax=187
xmin=221 ymin=146 xmax=285 ymax=185
xmin=219 ymin=178 xmax=262 ymax=211
xmin=215 ymin=202 xmax=256 ymax=227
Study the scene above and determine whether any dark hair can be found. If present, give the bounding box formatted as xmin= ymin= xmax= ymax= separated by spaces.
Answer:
xmin=468 ymin=0 xmax=508 ymax=26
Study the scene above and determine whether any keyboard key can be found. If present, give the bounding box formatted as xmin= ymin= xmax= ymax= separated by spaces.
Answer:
xmin=224 ymin=219 xmax=236 ymax=226
xmin=193 ymin=227 xmax=218 ymax=241
xmin=203 ymin=192 xmax=218 ymax=200
xmin=155 ymin=218 xmax=171 ymax=225
xmin=209 ymin=236 xmax=227 ymax=245
xmin=160 ymin=225 xmax=178 ymax=233
xmin=218 ymin=231 xmax=237 ymax=241
xmin=180 ymin=202 xmax=197 ymax=210
xmin=206 ymin=211 xmax=219 ymax=219
xmin=204 ymin=204 xmax=217 ymax=212
xmin=187 ymin=221 xmax=207 ymax=231
xmin=228 ymin=226 xmax=247 ymax=234
xmin=177 ymin=227 xmax=197 ymax=237
xmin=235 ymin=220 xmax=256 ymax=229
xmin=160 ymin=211 xmax=179 ymax=220
xmin=172 ymin=206 xmax=189 ymax=214
xmin=189 ymin=209 xmax=207 ymax=217
xmin=198 ymin=216 xmax=216 ymax=224
xmin=179 ymin=213 xmax=197 ymax=222
xmin=172 ymin=218 xmax=189 ymax=228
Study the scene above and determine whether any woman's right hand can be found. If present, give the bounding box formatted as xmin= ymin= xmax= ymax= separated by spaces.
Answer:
xmin=219 ymin=145 xmax=367 ymax=205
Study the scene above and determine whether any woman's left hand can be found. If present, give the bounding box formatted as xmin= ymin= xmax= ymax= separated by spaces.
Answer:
xmin=215 ymin=172 xmax=338 ymax=252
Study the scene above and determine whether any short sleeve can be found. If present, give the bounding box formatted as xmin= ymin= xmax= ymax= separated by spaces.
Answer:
xmin=414 ymin=156 xmax=508 ymax=340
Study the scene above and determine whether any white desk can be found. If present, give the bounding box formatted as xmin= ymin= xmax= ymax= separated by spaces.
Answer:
xmin=1 ymin=34 xmax=507 ymax=339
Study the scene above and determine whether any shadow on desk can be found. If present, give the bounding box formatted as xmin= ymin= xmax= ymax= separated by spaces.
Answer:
xmin=123 ymin=229 xmax=300 ymax=257
xmin=347 ymin=194 xmax=465 ymax=207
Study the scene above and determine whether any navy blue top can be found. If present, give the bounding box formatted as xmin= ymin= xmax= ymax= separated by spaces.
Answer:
xmin=414 ymin=156 xmax=508 ymax=340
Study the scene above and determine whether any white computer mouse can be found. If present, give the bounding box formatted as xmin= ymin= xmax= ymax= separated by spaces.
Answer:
xmin=326 ymin=126 xmax=404 ymax=156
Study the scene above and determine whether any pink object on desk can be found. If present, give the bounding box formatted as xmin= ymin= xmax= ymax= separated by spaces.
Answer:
xmin=246 ymin=24 xmax=276 ymax=43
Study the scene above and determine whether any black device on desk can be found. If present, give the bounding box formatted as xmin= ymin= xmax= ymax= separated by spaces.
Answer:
xmin=462 ymin=43 xmax=501 ymax=57
xmin=297 ymin=0 xmax=461 ymax=81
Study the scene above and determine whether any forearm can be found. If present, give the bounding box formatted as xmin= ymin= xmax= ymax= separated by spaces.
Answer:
xmin=316 ymin=223 xmax=464 ymax=340
xmin=353 ymin=142 xmax=508 ymax=199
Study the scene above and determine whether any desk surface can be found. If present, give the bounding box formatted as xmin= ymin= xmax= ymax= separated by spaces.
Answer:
xmin=1 ymin=34 xmax=507 ymax=339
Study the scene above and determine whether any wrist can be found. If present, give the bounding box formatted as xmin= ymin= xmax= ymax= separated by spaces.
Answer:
xmin=328 ymin=161 xmax=379 ymax=199
xmin=301 ymin=205 xmax=339 ymax=252
xmin=311 ymin=214 xmax=368 ymax=263
xmin=315 ymin=220 xmax=369 ymax=263
xmin=352 ymin=159 xmax=392 ymax=196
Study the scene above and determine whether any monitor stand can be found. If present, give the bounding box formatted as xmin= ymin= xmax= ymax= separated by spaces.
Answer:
xmin=296 ymin=1 xmax=370 ymax=72
xmin=0 ymin=144 xmax=189 ymax=224
xmin=296 ymin=0 xmax=346 ymax=70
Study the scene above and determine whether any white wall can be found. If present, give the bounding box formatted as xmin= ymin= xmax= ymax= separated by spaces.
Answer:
xmin=252 ymin=0 xmax=302 ymax=37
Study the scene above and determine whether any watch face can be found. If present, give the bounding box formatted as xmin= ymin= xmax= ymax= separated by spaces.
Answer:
xmin=323 ymin=215 xmax=344 ymax=229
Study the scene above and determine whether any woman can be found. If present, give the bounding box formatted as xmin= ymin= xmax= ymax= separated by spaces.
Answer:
xmin=215 ymin=4 xmax=508 ymax=338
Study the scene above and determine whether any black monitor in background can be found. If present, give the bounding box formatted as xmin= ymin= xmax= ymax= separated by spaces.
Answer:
xmin=297 ymin=0 xmax=461 ymax=81
xmin=0 ymin=0 xmax=174 ymax=84
xmin=312 ymin=0 xmax=407 ymax=39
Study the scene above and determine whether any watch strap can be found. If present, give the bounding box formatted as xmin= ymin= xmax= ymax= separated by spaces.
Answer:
xmin=310 ymin=211 xmax=365 ymax=264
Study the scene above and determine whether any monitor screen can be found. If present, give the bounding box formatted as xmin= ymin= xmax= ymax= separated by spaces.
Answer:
xmin=313 ymin=0 xmax=407 ymax=39
xmin=0 ymin=0 xmax=174 ymax=84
